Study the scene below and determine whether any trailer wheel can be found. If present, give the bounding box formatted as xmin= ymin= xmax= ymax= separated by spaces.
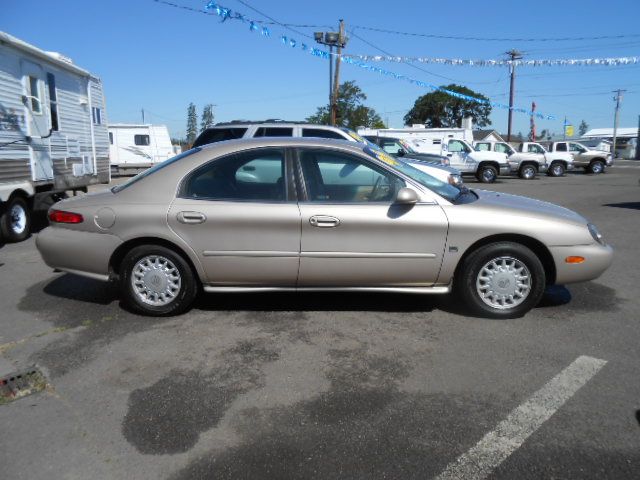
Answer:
xmin=0 ymin=196 xmax=31 ymax=242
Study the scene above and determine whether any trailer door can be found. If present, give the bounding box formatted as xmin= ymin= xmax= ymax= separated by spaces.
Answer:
xmin=21 ymin=60 xmax=53 ymax=181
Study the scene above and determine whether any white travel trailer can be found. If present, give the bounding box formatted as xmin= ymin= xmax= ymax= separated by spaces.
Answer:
xmin=0 ymin=31 xmax=109 ymax=242
xmin=108 ymin=124 xmax=175 ymax=172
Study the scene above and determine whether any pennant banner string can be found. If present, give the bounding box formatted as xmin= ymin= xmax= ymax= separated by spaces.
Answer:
xmin=203 ymin=2 xmax=556 ymax=120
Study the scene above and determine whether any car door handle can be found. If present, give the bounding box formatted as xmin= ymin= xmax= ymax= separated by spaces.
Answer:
xmin=309 ymin=215 xmax=340 ymax=228
xmin=177 ymin=211 xmax=207 ymax=224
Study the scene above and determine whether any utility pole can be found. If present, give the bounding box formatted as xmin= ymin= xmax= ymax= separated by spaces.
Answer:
xmin=506 ymin=49 xmax=522 ymax=142
xmin=141 ymin=108 xmax=145 ymax=124
xmin=314 ymin=24 xmax=347 ymax=125
xmin=636 ymin=115 xmax=640 ymax=160
xmin=612 ymin=89 xmax=625 ymax=160
xmin=330 ymin=19 xmax=345 ymax=126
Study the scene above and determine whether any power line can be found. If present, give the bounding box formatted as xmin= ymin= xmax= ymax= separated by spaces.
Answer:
xmin=151 ymin=0 xmax=331 ymax=29
xmin=234 ymin=0 xmax=314 ymax=39
xmin=347 ymin=25 xmax=640 ymax=43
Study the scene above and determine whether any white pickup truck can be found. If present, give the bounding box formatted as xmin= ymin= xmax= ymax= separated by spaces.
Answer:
xmin=475 ymin=141 xmax=574 ymax=178
xmin=408 ymin=137 xmax=509 ymax=183
xmin=546 ymin=141 xmax=612 ymax=174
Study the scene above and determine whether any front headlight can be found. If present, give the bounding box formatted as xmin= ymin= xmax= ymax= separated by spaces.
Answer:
xmin=448 ymin=174 xmax=463 ymax=186
xmin=588 ymin=223 xmax=606 ymax=245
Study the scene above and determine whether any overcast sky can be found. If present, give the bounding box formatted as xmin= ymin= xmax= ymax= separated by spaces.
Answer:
xmin=3 ymin=0 xmax=639 ymax=138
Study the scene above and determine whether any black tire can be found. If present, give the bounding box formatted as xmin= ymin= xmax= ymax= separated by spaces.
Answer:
xmin=547 ymin=162 xmax=565 ymax=177
xmin=476 ymin=165 xmax=498 ymax=183
xmin=455 ymin=242 xmax=546 ymax=319
xmin=588 ymin=160 xmax=605 ymax=174
xmin=0 ymin=196 xmax=31 ymax=242
xmin=120 ymin=245 xmax=198 ymax=316
xmin=518 ymin=164 xmax=537 ymax=180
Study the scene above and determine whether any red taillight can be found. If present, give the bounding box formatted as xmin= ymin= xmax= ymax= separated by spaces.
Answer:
xmin=49 ymin=209 xmax=84 ymax=224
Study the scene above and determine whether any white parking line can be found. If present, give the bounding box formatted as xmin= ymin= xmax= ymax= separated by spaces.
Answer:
xmin=435 ymin=355 xmax=607 ymax=480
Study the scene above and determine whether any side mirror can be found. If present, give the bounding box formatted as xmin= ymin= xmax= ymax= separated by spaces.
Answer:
xmin=395 ymin=187 xmax=419 ymax=205
xmin=397 ymin=149 xmax=405 ymax=157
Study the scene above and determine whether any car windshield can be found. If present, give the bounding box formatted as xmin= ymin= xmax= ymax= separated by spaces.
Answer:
xmin=111 ymin=148 xmax=201 ymax=193
xmin=363 ymin=146 xmax=462 ymax=203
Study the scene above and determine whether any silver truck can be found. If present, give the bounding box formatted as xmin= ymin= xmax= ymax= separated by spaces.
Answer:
xmin=475 ymin=141 xmax=575 ymax=178
xmin=546 ymin=141 xmax=612 ymax=174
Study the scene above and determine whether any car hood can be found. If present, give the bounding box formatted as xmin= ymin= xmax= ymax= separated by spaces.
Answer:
xmin=403 ymin=157 xmax=459 ymax=175
xmin=472 ymin=189 xmax=587 ymax=225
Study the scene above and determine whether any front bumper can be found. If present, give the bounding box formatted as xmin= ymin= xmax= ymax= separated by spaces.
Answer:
xmin=549 ymin=243 xmax=613 ymax=284
xmin=36 ymin=226 xmax=122 ymax=281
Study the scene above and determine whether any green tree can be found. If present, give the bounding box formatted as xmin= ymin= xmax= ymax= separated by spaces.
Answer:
xmin=404 ymin=85 xmax=492 ymax=128
xmin=306 ymin=81 xmax=385 ymax=129
xmin=186 ymin=102 xmax=198 ymax=146
xmin=200 ymin=104 xmax=215 ymax=133
xmin=578 ymin=120 xmax=589 ymax=136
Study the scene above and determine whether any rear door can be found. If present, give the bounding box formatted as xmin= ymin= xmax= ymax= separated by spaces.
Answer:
xmin=167 ymin=147 xmax=301 ymax=286
xmin=295 ymin=147 xmax=448 ymax=287
xmin=21 ymin=60 xmax=53 ymax=180
xmin=446 ymin=139 xmax=473 ymax=171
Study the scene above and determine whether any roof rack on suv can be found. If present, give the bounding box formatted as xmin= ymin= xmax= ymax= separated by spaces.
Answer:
xmin=213 ymin=119 xmax=310 ymax=126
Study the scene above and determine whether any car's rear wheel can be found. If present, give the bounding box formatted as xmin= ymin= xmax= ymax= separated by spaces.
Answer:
xmin=456 ymin=242 xmax=546 ymax=318
xmin=476 ymin=165 xmax=498 ymax=183
xmin=589 ymin=160 xmax=605 ymax=174
xmin=518 ymin=164 xmax=537 ymax=180
xmin=0 ymin=196 xmax=31 ymax=242
xmin=548 ymin=162 xmax=565 ymax=177
xmin=120 ymin=245 xmax=198 ymax=316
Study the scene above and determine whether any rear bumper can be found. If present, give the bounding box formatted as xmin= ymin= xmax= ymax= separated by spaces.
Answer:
xmin=36 ymin=226 xmax=122 ymax=281
xmin=549 ymin=243 xmax=613 ymax=284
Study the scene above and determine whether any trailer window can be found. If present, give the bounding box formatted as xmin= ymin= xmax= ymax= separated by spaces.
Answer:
xmin=46 ymin=73 xmax=59 ymax=130
xmin=27 ymin=76 xmax=42 ymax=114
xmin=134 ymin=134 xmax=150 ymax=146
xmin=92 ymin=107 xmax=102 ymax=125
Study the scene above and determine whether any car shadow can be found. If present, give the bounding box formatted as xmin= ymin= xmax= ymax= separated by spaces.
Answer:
xmin=537 ymin=285 xmax=572 ymax=308
xmin=603 ymin=202 xmax=640 ymax=211
xmin=195 ymin=291 xmax=442 ymax=314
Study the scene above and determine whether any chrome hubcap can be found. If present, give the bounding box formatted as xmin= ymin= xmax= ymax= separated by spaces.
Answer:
xmin=10 ymin=204 xmax=27 ymax=234
xmin=523 ymin=167 xmax=535 ymax=179
xmin=131 ymin=255 xmax=181 ymax=306
xmin=482 ymin=169 xmax=495 ymax=181
xmin=592 ymin=163 xmax=603 ymax=173
xmin=476 ymin=256 xmax=531 ymax=310
xmin=552 ymin=165 xmax=563 ymax=176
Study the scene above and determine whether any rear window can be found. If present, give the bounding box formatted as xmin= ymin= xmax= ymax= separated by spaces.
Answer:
xmin=112 ymin=148 xmax=201 ymax=193
xmin=254 ymin=127 xmax=293 ymax=137
xmin=193 ymin=128 xmax=248 ymax=147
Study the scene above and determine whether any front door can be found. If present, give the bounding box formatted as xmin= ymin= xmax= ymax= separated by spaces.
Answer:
xmin=446 ymin=139 xmax=473 ymax=171
xmin=168 ymin=147 xmax=301 ymax=286
xmin=21 ymin=60 xmax=53 ymax=180
xmin=295 ymin=147 xmax=448 ymax=287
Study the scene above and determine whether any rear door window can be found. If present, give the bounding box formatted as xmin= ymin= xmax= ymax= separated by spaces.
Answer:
xmin=254 ymin=127 xmax=293 ymax=137
xmin=183 ymin=149 xmax=286 ymax=201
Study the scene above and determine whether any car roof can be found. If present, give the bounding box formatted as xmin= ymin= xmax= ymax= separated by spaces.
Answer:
xmin=197 ymin=136 xmax=362 ymax=152
xmin=202 ymin=122 xmax=348 ymax=130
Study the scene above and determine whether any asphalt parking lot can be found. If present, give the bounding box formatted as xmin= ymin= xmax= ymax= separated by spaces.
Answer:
xmin=1 ymin=165 xmax=639 ymax=479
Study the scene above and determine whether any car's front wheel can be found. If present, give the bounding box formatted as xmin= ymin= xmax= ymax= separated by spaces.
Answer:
xmin=518 ymin=164 xmax=537 ymax=180
xmin=476 ymin=165 xmax=498 ymax=183
xmin=120 ymin=245 xmax=198 ymax=316
xmin=548 ymin=162 xmax=565 ymax=177
xmin=456 ymin=242 xmax=546 ymax=318
xmin=589 ymin=160 xmax=605 ymax=174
